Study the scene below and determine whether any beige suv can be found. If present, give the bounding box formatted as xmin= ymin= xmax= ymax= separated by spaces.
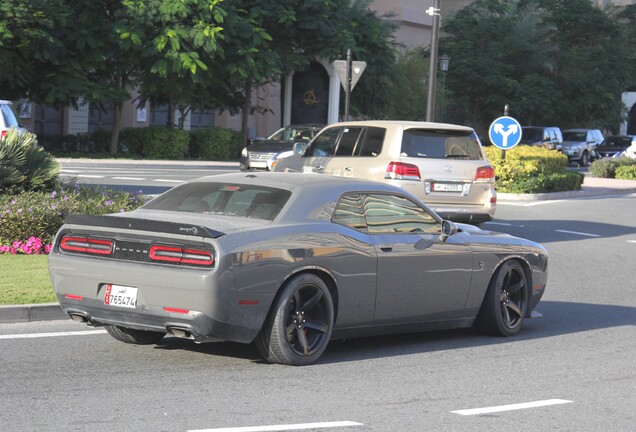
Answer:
xmin=274 ymin=120 xmax=496 ymax=223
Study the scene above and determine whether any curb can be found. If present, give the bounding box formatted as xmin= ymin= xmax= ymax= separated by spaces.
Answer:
xmin=56 ymin=158 xmax=239 ymax=171
xmin=0 ymin=303 xmax=67 ymax=323
xmin=498 ymin=186 xmax=636 ymax=202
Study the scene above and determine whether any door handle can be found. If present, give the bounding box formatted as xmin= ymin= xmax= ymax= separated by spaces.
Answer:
xmin=314 ymin=165 xmax=325 ymax=172
xmin=378 ymin=244 xmax=393 ymax=252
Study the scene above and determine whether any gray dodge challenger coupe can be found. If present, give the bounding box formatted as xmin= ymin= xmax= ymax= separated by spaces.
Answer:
xmin=49 ymin=172 xmax=547 ymax=365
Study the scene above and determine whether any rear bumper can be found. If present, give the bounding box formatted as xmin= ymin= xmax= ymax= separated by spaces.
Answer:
xmin=59 ymin=296 xmax=257 ymax=343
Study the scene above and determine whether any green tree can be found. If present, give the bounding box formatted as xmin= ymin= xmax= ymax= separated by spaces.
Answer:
xmin=384 ymin=49 xmax=428 ymax=120
xmin=440 ymin=0 xmax=557 ymax=133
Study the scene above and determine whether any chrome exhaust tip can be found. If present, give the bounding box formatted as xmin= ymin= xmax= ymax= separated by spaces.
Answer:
xmin=167 ymin=327 xmax=195 ymax=339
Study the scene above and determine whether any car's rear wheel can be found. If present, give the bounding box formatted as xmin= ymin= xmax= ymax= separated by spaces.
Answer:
xmin=256 ymin=273 xmax=334 ymax=366
xmin=475 ymin=260 xmax=528 ymax=337
xmin=105 ymin=325 xmax=166 ymax=345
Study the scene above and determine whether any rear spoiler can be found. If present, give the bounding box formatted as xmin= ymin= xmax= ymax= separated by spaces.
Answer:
xmin=64 ymin=214 xmax=224 ymax=239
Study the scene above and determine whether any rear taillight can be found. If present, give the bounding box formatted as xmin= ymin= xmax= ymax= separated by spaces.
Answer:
xmin=475 ymin=166 xmax=495 ymax=182
xmin=149 ymin=245 xmax=214 ymax=267
xmin=385 ymin=162 xmax=421 ymax=180
xmin=60 ymin=236 xmax=114 ymax=255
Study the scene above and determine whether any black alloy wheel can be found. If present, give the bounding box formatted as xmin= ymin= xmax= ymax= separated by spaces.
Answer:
xmin=475 ymin=260 xmax=528 ymax=337
xmin=256 ymin=273 xmax=334 ymax=365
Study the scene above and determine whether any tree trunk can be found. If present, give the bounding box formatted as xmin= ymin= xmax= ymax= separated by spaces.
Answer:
xmin=110 ymin=101 xmax=123 ymax=154
xmin=241 ymin=81 xmax=252 ymax=147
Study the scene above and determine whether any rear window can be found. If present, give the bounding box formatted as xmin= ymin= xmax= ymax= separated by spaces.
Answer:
xmin=142 ymin=183 xmax=291 ymax=221
xmin=401 ymin=129 xmax=483 ymax=160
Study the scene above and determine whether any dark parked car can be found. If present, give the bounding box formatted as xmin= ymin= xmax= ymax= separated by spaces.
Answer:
xmin=49 ymin=173 xmax=547 ymax=365
xmin=595 ymin=135 xmax=636 ymax=158
xmin=520 ymin=126 xmax=563 ymax=150
xmin=239 ymin=124 xmax=323 ymax=171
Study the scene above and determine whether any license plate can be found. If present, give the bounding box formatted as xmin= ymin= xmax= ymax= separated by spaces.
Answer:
xmin=432 ymin=183 xmax=463 ymax=192
xmin=104 ymin=284 xmax=138 ymax=308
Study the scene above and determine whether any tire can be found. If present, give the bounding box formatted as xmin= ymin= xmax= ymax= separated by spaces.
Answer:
xmin=475 ymin=260 xmax=528 ymax=337
xmin=256 ymin=273 xmax=334 ymax=366
xmin=105 ymin=325 xmax=166 ymax=345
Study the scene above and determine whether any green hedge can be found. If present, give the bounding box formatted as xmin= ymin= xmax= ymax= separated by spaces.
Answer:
xmin=189 ymin=127 xmax=242 ymax=160
xmin=589 ymin=157 xmax=636 ymax=178
xmin=615 ymin=164 xmax=636 ymax=180
xmin=484 ymin=145 xmax=582 ymax=193
xmin=0 ymin=183 xmax=148 ymax=246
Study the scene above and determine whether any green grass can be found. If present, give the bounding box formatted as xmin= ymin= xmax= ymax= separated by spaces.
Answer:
xmin=0 ymin=255 xmax=57 ymax=305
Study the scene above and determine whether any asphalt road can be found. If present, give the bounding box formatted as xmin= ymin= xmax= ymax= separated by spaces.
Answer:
xmin=1 ymin=190 xmax=635 ymax=431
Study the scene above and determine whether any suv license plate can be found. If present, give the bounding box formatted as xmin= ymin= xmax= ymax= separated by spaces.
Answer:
xmin=432 ymin=183 xmax=463 ymax=192
xmin=104 ymin=284 xmax=138 ymax=308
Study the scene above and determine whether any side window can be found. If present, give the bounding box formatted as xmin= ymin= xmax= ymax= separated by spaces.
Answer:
xmin=363 ymin=194 xmax=439 ymax=234
xmin=335 ymin=127 xmax=363 ymax=156
xmin=332 ymin=194 xmax=367 ymax=232
xmin=305 ymin=127 xmax=341 ymax=157
xmin=357 ymin=127 xmax=386 ymax=156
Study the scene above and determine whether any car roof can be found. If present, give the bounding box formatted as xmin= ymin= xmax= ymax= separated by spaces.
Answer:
xmin=190 ymin=172 xmax=402 ymax=194
xmin=322 ymin=120 xmax=474 ymax=132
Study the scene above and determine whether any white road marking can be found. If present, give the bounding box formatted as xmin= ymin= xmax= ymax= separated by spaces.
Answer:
xmin=484 ymin=222 xmax=512 ymax=226
xmin=498 ymin=200 xmax=563 ymax=207
xmin=74 ymin=174 xmax=106 ymax=179
xmin=113 ymin=177 xmax=146 ymax=181
xmin=0 ymin=330 xmax=107 ymax=340
xmin=153 ymin=179 xmax=185 ymax=183
xmin=628 ymin=240 xmax=636 ymax=244
xmin=451 ymin=399 xmax=573 ymax=416
xmin=555 ymin=229 xmax=600 ymax=238
xmin=188 ymin=421 xmax=364 ymax=432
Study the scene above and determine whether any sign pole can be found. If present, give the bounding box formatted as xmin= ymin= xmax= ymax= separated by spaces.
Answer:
xmin=345 ymin=49 xmax=352 ymax=121
xmin=501 ymin=104 xmax=509 ymax=160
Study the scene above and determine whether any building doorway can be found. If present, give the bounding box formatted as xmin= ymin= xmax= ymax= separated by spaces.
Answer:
xmin=291 ymin=62 xmax=329 ymax=124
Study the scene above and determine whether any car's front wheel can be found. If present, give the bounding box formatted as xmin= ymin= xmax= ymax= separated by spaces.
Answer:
xmin=475 ymin=260 xmax=528 ymax=337
xmin=256 ymin=273 xmax=334 ymax=366
xmin=105 ymin=325 xmax=166 ymax=345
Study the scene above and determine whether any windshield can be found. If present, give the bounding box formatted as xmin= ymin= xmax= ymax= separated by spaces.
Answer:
xmin=142 ymin=182 xmax=291 ymax=221
xmin=401 ymin=129 xmax=483 ymax=160
xmin=563 ymin=131 xmax=586 ymax=141
xmin=0 ymin=104 xmax=19 ymax=128
xmin=521 ymin=128 xmax=543 ymax=142
xmin=268 ymin=126 xmax=320 ymax=142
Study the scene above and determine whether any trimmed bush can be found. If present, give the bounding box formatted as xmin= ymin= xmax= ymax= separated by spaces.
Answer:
xmin=141 ymin=126 xmax=189 ymax=159
xmin=189 ymin=127 xmax=242 ymax=160
xmin=615 ymin=164 xmax=636 ymax=180
xmin=589 ymin=157 xmax=636 ymax=178
xmin=1 ymin=130 xmax=60 ymax=194
xmin=483 ymin=145 xmax=579 ymax=193
xmin=118 ymin=127 xmax=148 ymax=156
xmin=0 ymin=182 xmax=148 ymax=246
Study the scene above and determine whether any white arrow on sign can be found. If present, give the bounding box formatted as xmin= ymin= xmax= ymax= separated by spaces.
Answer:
xmin=493 ymin=123 xmax=519 ymax=148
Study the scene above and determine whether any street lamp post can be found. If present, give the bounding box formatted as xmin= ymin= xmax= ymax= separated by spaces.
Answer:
xmin=439 ymin=54 xmax=450 ymax=122
xmin=425 ymin=0 xmax=441 ymax=122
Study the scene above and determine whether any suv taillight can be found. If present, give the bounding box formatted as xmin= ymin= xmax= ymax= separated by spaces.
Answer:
xmin=385 ymin=162 xmax=421 ymax=180
xmin=149 ymin=245 xmax=214 ymax=267
xmin=60 ymin=236 xmax=114 ymax=255
xmin=475 ymin=166 xmax=495 ymax=182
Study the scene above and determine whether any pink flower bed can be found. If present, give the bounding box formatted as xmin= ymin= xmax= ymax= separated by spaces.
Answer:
xmin=0 ymin=237 xmax=52 ymax=255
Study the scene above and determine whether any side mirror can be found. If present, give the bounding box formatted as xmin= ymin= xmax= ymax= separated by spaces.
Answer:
xmin=293 ymin=142 xmax=308 ymax=155
xmin=439 ymin=220 xmax=458 ymax=242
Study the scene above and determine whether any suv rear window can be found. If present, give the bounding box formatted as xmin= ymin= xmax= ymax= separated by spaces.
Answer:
xmin=401 ymin=129 xmax=483 ymax=160
xmin=142 ymin=183 xmax=291 ymax=220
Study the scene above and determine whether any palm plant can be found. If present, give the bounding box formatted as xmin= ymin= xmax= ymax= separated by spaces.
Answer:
xmin=0 ymin=130 xmax=60 ymax=194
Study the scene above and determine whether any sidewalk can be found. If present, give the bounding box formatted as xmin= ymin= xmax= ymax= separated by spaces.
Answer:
xmin=3 ymin=175 xmax=636 ymax=324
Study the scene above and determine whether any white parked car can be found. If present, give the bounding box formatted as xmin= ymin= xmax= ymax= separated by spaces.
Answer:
xmin=0 ymin=100 xmax=26 ymax=139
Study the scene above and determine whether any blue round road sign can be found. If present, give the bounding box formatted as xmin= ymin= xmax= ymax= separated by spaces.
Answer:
xmin=488 ymin=116 xmax=522 ymax=150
